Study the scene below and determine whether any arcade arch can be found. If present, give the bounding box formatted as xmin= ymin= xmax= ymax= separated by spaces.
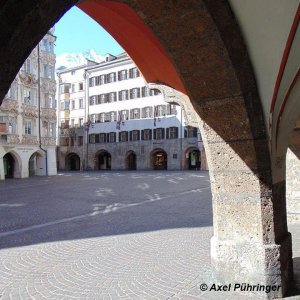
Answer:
xmin=95 ymin=150 xmax=111 ymax=170
xmin=65 ymin=153 xmax=80 ymax=171
xmin=126 ymin=151 xmax=137 ymax=170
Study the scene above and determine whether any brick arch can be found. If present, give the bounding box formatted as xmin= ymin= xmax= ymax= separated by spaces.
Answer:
xmin=0 ymin=0 xmax=292 ymax=296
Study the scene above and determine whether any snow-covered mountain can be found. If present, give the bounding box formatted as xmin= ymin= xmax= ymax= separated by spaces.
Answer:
xmin=56 ymin=49 xmax=105 ymax=71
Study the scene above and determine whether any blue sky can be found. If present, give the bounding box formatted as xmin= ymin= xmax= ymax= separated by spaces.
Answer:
xmin=54 ymin=6 xmax=124 ymax=56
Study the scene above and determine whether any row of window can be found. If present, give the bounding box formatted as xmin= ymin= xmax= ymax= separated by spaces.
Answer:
xmin=23 ymin=59 xmax=55 ymax=79
xmin=89 ymin=67 xmax=140 ymax=87
xmin=60 ymin=126 xmax=198 ymax=146
xmin=89 ymin=86 xmax=160 ymax=105
xmin=89 ymin=104 xmax=177 ymax=124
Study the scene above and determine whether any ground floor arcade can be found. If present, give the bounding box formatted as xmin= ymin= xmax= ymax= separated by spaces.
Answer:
xmin=0 ymin=145 xmax=57 ymax=180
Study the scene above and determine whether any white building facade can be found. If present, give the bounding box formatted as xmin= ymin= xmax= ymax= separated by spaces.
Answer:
xmin=0 ymin=31 xmax=57 ymax=180
xmin=57 ymin=53 xmax=206 ymax=171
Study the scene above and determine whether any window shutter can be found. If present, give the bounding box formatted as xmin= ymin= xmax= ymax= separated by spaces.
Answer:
xmin=136 ymin=69 xmax=140 ymax=77
xmin=114 ymin=92 xmax=117 ymax=102
xmin=130 ymin=109 xmax=134 ymax=120
xmin=153 ymin=129 xmax=157 ymax=140
xmin=162 ymin=105 xmax=166 ymax=116
xmin=118 ymin=71 xmax=121 ymax=81
xmin=118 ymin=132 xmax=121 ymax=142
xmin=137 ymin=130 xmax=140 ymax=141
xmin=172 ymin=105 xmax=177 ymax=115
xmin=142 ymin=108 xmax=145 ymax=118
xmin=113 ymin=132 xmax=116 ymax=142
xmin=89 ymin=78 xmax=92 ymax=87
xmin=95 ymin=134 xmax=100 ymax=143
xmin=118 ymin=91 xmax=122 ymax=101
xmin=104 ymin=74 xmax=108 ymax=84
xmin=141 ymin=130 xmax=144 ymax=140
xmin=142 ymin=87 xmax=145 ymax=97
xmin=149 ymin=129 xmax=152 ymax=140
xmin=162 ymin=128 xmax=165 ymax=139
xmin=106 ymin=133 xmax=109 ymax=143
xmin=175 ymin=127 xmax=179 ymax=138
xmin=129 ymin=89 xmax=133 ymax=99
xmin=125 ymin=131 xmax=128 ymax=141
xmin=124 ymin=70 xmax=128 ymax=79
xmin=129 ymin=68 xmax=133 ymax=78
xmin=137 ymin=88 xmax=141 ymax=98
xmin=166 ymin=128 xmax=169 ymax=139
xmin=129 ymin=130 xmax=133 ymax=141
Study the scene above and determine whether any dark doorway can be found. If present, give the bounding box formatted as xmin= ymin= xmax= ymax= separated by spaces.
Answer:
xmin=152 ymin=150 xmax=167 ymax=170
xmin=66 ymin=153 xmax=80 ymax=171
xmin=126 ymin=151 xmax=137 ymax=170
xmin=188 ymin=150 xmax=200 ymax=170
xmin=97 ymin=151 xmax=111 ymax=170
xmin=3 ymin=153 xmax=15 ymax=178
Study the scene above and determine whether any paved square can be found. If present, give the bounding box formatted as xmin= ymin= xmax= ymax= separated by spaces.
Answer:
xmin=0 ymin=171 xmax=299 ymax=299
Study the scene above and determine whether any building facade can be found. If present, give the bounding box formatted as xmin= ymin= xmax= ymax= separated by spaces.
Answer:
xmin=0 ymin=31 xmax=57 ymax=180
xmin=57 ymin=53 xmax=206 ymax=171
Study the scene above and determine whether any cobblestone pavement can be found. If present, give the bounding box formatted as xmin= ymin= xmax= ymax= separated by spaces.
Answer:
xmin=0 ymin=171 xmax=299 ymax=300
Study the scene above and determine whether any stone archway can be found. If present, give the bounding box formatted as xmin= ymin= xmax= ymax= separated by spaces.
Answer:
xmin=28 ymin=151 xmax=45 ymax=177
xmin=151 ymin=148 xmax=167 ymax=170
xmin=0 ymin=1 xmax=295 ymax=296
xmin=65 ymin=153 xmax=80 ymax=171
xmin=3 ymin=151 xmax=22 ymax=179
xmin=185 ymin=147 xmax=201 ymax=170
xmin=3 ymin=153 xmax=15 ymax=178
xmin=95 ymin=150 xmax=111 ymax=170
xmin=126 ymin=151 xmax=137 ymax=170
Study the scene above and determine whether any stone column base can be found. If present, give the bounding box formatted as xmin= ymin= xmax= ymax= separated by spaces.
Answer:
xmin=211 ymin=233 xmax=293 ymax=298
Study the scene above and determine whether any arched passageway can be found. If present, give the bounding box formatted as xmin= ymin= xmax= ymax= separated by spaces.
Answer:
xmin=96 ymin=151 xmax=111 ymax=170
xmin=3 ymin=153 xmax=15 ymax=178
xmin=0 ymin=1 xmax=298 ymax=297
xmin=185 ymin=148 xmax=200 ymax=170
xmin=28 ymin=152 xmax=44 ymax=177
xmin=126 ymin=151 xmax=136 ymax=170
xmin=65 ymin=153 xmax=80 ymax=171
xmin=151 ymin=149 xmax=167 ymax=170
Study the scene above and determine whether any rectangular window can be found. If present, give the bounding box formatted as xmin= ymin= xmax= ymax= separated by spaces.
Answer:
xmin=108 ymin=92 xmax=116 ymax=102
xmin=119 ymin=131 xmax=128 ymax=142
xmin=121 ymin=110 xmax=129 ymax=120
xmin=71 ymin=100 xmax=75 ymax=110
xmin=100 ymin=113 xmax=105 ymax=123
xmin=108 ymin=72 xmax=116 ymax=83
xmin=118 ymin=90 xmax=128 ymax=101
xmin=89 ymin=134 xmax=95 ymax=144
xmin=71 ymin=84 xmax=75 ymax=93
xmin=49 ymin=122 xmax=56 ymax=137
xmin=156 ymin=105 xmax=166 ymax=117
xmin=167 ymin=127 xmax=178 ymax=139
xmin=129 ymin=67 xmax=140 ymax=78
xmin=79 ymin=118 xmax=84 ymax=127
xmin=100 ymin=75 xmax=106 ymax=85
xmin=118 ymin=69 xmax=127 ymax=81
xmin=130 ymin=108 xmax=140 ymax=120
xmin=24 ymin=120 xmax=32 ymax=135
xmin=95 ymin=134 xmax=100 ymax=143
xmin=185 ymin=126 xmax=198 ymax=138
xmin=154 ymin=128 xmax=165 ymax=140
xmin=23 ymin=87 xmax=37 ymax=105
xmin=167 ymin=104 xmax=177 ymax=115
xmin=142 ymin=129 xmax=152 ymax=141
xmin=130 ymin=88 xmax=140 ymax=99
xmin=79 ymin=98 xmax=83 ymax=109
xmin=78 ymin=136 xmax=83 ymax=146
xmin=24 ymin=59 xmax=31 ymax=73
xmin=89 ymin=96 xmax=96 ymax=105
xmin=108 ymin=132 xmax=116 ymax=143
xmin=89 ymin=77 xmax=95 ymax=87
xmin=131 ymin=130 xmax=140 ymax=141
xmin=141 ymin=86 xmax=150 ymax=97
xmin=78 ymin=82 xmax=83 ymax=91
xmin=71 ymin=119 xmax=75 ymax=128
xmin=142 ymin=106 xmax=153 ymax=118
xmin=99 ymin=133 xmax=106 ymax=143
xmin=110 ymin=111 xmax=116 ymax=122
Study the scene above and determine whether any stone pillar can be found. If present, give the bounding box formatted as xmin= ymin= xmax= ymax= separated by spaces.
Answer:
xmin=0 ymin=155 xmax=4 ymax=180
xmin=200 ymin=98 xmax=293 ymax=299
xmin=286 ymin=148 xmax=300 ymax=222
xmin=47 ymin=147 xmax=57 ymax=176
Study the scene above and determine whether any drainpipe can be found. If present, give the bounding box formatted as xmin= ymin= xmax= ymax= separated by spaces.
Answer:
xmin=37 ymin=43 xmax=48 ymax=176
